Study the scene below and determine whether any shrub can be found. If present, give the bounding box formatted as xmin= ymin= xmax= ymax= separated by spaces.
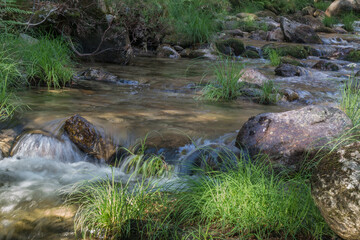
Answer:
xmin=201 ymin=57 xmax=244 ymax=101
xmin=342 ymin=12 xmax=358 ymax=32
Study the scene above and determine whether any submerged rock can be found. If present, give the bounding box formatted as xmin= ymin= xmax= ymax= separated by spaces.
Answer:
xmin=236 ymin=105 xmax=352 ymax=170
xmin=312 ymin=60 xmax=340 ymax=71
xmin=312 ymin=142 xmax=360 ymax=240
xmin=76 ymin=68 xmax=138 ymax=85
xmin=280 ymin=17 xmax=322 ymax=44
xmin=241 ymin=50 xmax=261 ymax=59
xmin=63 ymin=115 xmax=120 ymax=164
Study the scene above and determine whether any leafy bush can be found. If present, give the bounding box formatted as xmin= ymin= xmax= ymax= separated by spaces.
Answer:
xmin=201 ymin=57 xmax=244 ymax=101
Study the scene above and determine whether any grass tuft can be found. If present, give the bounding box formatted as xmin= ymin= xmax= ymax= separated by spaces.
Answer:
xmin=201 ymin=57 xmax=244 ymax=101
xmin=341 ymin=67 xmax=360 ymax=126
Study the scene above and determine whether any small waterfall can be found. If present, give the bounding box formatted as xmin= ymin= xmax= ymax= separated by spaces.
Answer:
xmin=11 ymin=132 xmax=89 ymax=162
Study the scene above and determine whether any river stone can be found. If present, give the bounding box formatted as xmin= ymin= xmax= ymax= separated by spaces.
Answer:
xmin=235 ymin=105 xmax=353 ymax=170
xmin=238 ymin=68 xmax=269 ymax=86
xmin=215 ymin=38 xmax=245 ymax=56
xmin=64 ymin=115 xmax=118 ymax=163
xmin=311 ymin=142 xmax=360 ymax=240
xmin=312 ymin=60 xmax=340 ymax=71
xmin=157 ymin=44 xmax=181 ymax=59
xmin=0 ymin=129 xmax=18 ymax=158
xmin=76 ymin=68 xmax=138 ymax=85
xmin=326 ymin=0 xmax=360 ymax=17
xmin=266 ymin=28 xmax=284 ymax=42
xmin=280 ymin=17 xmax=322 ymax=44
xmin=275 ymin=64 xmax=307 ymax=77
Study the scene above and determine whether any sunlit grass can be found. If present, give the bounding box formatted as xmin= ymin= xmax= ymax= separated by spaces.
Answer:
xmin=341 ymin=66 xmax=360 ymax=126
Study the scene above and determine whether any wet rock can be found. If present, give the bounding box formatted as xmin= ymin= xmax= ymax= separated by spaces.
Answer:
xmin=238 ymin=68 xmax=269 ymax=86
xmin=241 ymin=50 xmax=260 ymax=59
xmin=76 ymin=68 xmax=138 ymax=85
xmin=222 ymin=29 xmax=245 ymax=37
xmin=249 ymin=30 xmax=267 ymax=40
xmin=344 ymin=50 xmax=360 ymax=62
xmin=236 ymin=105 xmax=353 ymax=170
xmin=275 ymin=64 xmax=307 ymax=77
xmin=311 ymin=142 xmax=360 ymax=240
xmin=157 ymin=44 xmax=181 ymax=59
xmin=64 ymin=115 xmax=120 ymax=164
xmin=280 ymin=17 xmax=322 ymax=44
xmin=266 ymin=28 xmax=284 ymax=42
xmin=258 ymin=17 xmax=280 ymax=31
xmin=282 ymin=89 xmax=299 ymax=101
xmin=215 ymin=38 xmax=245 ymax=56
xmin=334 ymin=26 xmax=348 ymax=34
xmin=312 ymin=60 xmax=340 ymax=71
xmin=326 ymin=0 xmax=360 ymax=17
xmin=0 ymin=129 xmax=18 ymax=158
xmin=315 ymin=26 xmax=336 ymax=33
xmin=290 ymin=15 xmax=324 ymax=30
xmin=180 ymin=144 xmax=239 ymax=175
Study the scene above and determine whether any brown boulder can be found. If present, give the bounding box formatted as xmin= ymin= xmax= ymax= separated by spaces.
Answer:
xmin=236 ymin=106 xmax=353 ymax=170
xmin=326 ymin=0 xmax=360 ymax=17
xmin=64 ymin=115 xmax=120 ymax=163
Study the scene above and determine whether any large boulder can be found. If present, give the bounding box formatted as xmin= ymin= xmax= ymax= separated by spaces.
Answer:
xmin=326 ymin=0 xmax=360 ymax=17
xmin=312 ymin=142 xmax=360 ymax=240
xmin=236 ymin=106 xmax=353 ymax=170
xmin=280 ymin=17 xmax=322 ymax=44
xmin=64 ymin=115 xmax=120 ymax=164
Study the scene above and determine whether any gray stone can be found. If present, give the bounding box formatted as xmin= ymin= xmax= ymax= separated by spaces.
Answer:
xmin=280 ymin=17 xmax=322 ymax=44
xmin=312 ymin=142 xmax=360 ymax=240
xmin=236 ymin=105 xmax=353 ymax=170
xmin=238 ymin=68 xmax=269 ymax=86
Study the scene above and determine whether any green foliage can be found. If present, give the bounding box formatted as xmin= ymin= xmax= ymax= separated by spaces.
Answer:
xmin=258 ymin=80 xmax=279 ymax=104
xmin=266 ymin=49 xmax=281 ymax=66
xmin=345 ymin=50 xmax=360 ymax=62
xmin=173 ymin=154 xmax=333 ymax=239
xmin=263 ymin=45 xmax=309 ymax=59
xmin=68 ymin=172 xmax=174 ymax=239
xmin=342 ymin=12 xmax=359 ymax=32
xmin=166 ymin=0 xmax=229 ymax=44
xmin=314 ymin=1 xmax=331 ymax=11
xmin=22 ymin=37 xmax=74 ymax=88
xmin=238 ymin=17 xmax=268 ymax=32
xmin=229 ymin=0 xmax=313 ymax=14
xmin=341 ymin=67 xmax=360 ymax=126
xmin=323 ymin=16 xmax=337 ymax=28
xmin=120 ymin=136 xmax=173 ymax=178
xmin=201 ymin=57 xmax=244 ymax=101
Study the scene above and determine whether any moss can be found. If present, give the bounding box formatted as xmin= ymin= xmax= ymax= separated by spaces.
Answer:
xmin=280 ymin=56 xmax=303 ymax=66
xmin=345 ymin=50 xmax=360 ymax=63
xmin=215 ymin=38 xmax=245 ymax=56
xmin=262 ymin=44 xmax=309 ymax=59
xmin=242 ymin=50 xmax=260 ymax=59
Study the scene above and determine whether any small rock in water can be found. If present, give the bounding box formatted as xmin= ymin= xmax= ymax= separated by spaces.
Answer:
xmin=312 ymin=142 xmax=360 ymax=240
xmin=312 ymin=60 xmax=340 ymax=71
xmin=76 ymin=68 xmax=138 ymax=85
xmin=282 ymin=89 xmax=299 ymax=102
xmin=238 ymin=68 xmax=269 ymax=86
xmin=157 ymin=44 xmax=181 ymax=59
xmin=280 ymin=17 xmax=322 ymax=44
xmin=275 ymin=64 xmax=307 ymax=77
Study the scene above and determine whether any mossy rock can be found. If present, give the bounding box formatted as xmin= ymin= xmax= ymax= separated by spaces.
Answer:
xmin=262 ymin=44 xmax=309 ymax=59
xmin=215 ymin=38 xmax=245 ymax=56
xmin=344 ymin=50 xmax=360 ymax=62
xmin=280 ymin=56 xmax=304 ymax=67
xmin=242 ymin=50 xmax=260 ymax=59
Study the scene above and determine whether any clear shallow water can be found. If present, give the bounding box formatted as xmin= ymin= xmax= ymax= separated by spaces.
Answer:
xmin=0 ymin=48 xmax=358 ymax=239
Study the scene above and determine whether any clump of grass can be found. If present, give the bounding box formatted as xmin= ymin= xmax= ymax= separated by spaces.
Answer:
xmin=120 ymin=136 xmax=174 ymax=178
xmin=258 ymin=80 xmax=279 ymax=104
xmin=22 ymin=36 xmax=74 ymax=88
xmin=342 ymin=12 xmax=358 ymax=32
xmin=314 ymin=1 xmax=331 ymax=11
xmin=173 ymin=154 xmax=333 ymax=239
xmin=323 ymin=16 xmax=337 ymax=28
xmin=266 ymin=49 xmax=281 ymax=67
xmin=341 ymin=65 xmax=360 ymax=125
xmin=68 ymin=172 xmax=175 ymax=239
xmin=201 ymin=57 xmax=244 ymax=101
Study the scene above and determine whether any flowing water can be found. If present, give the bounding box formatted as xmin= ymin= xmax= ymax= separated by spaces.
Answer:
xmin=0 ymin=36 xmax=359 ymax=239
